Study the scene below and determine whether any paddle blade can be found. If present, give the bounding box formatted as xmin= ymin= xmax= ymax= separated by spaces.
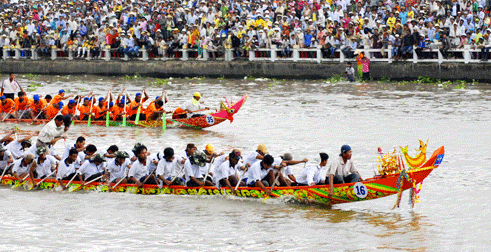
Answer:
xmin=87 ymin=115 xmax=91 ymax=127
xmin=135 ymin=107 xmax=141 ymax=125
xmin=122 ymin=115 xmax=127 ymax=127
xmin=162 ymin=113 xmax=166 ymax=132
xmin=68 ymin=185 xmax=81 ymax=193
xmin=105 ymin=111 xmax=110 ymax=127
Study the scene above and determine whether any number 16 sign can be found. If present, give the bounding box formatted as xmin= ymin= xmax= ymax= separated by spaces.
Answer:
xmin=353 ymin=182 xmax=368 ymax=199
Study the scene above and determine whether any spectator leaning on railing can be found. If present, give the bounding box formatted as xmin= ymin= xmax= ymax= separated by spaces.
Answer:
xmin=0 ymin=0 xmax=490 ymax=61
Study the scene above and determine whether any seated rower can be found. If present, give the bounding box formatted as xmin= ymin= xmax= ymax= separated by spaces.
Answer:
xmin=0 ymin=145 xmax=13 ymax=174
xmin=244 ymin=144 xmax=268 ymax=167
xmin=45 ymin=101 xmax=63 ymax=119
xmin=0 ymin=95 xmax=15 ymax=119
xmin=61 ymin=136 xmax=86 ymax=160
xmin=183 ymin=147 xmax=214 ymax=187
xmin=103 ymin=145 xmax=119 ymax=164
xmin=1 ymin=130 xmax=15 ymax=147
xmin=156 ymin=147 xmax=186 ymax=186
xmin=61 ymin=99 xmax=77 ymax=119
xmin=32 ymin=146 xmax=58 ymax=179
xmin=129 ymin=142 xmax=144 ymax=163
xmin=128 ymin=90 xmax=149 ymax=120
xmin=128 ymin=145 xmax=157 ymax=187
xmin=11 ymin=153 xmax=36 ymax=184
xmin=182 ymin=92 xmax=210 ymax=118
xmin=297 ymin=153 xmax=329 ymax=186
xmin=145 ymin=100 xmax=166 ymax=121
xmin=93 ymin=97 xmax=110 ymax=121
xmin=57 ymin=148 xmax=81 ymax=190
xmin=112 ymin=99 xmax=127 ymax=121
xmin=327 ymin=145 xmax=363 ymax=195
xmin=244 ymin=154 xmax=275 ymax=196
xmin=213 ymin=149 xmax=245 ymax=194
xmin=78 ymin=97 xmax=94 ymax=121
xmin=78 ymin=144 xmax=98 ymax=164
xmin=6 ymin=130 xmax=38 ymax=160
xmin=48 ymin=89 xmax=74 ymax=106
xmin=106 ymin=151 xmax=131 ymax=185
xmin=77 ymin=154 xmax=106 ymax=184
xmin=14 ymin=91 xmax=31 ymax=120
xmin=29 ymin=94 xmax=47 ymax=119
xmin=273 ymin=153 xmax=308 ymax=186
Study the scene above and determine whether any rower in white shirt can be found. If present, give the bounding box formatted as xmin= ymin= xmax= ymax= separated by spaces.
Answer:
xmin=183 ymin=147 xmax=214 ymax=187
xmin=213 ymin=149 xmax=245 ymax=194
xmin=182 ymin=92 xmax=210 ymax=118
xmin=244 ymin=143 xmax=268 ymax=167
xmin=11 ymin=154 xmax=36 ymax=184
xmin=103 ymin=145 xmax=119 ymax=165
xmin=272 ymin=153 xmax=307 ymax=186
xmin=243 ymin=154 xmax=275 ymax=196
xmin=106 ymin=151 xmax=131 ymax=184
xmin=297 ymin=153 xmax=329 ymax=186
xmin=6 ymin=131 xmax=38 ymax=160
xmin=128 ymin=145 xmax=157 ymax=187
xmin=76 ymin=154 xmax=106 ymax=184
xmin=156 ymin=147 xmax=186 ymax=186
xmin=32 ymin=146 xmax=58 ymax=179
xmin=61 ymin=136 xmax=86 ymax=160
xmin=57 ymin=148 xmax=80 ymax=190
xmin=0 ymin=145 xmax=13 ymax=173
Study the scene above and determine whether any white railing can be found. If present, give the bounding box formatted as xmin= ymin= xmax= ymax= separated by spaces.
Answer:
xmin=2 ymin=45 xmax=490 ymax=64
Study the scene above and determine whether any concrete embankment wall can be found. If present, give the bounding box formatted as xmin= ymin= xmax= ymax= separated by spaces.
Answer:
xmin=1 ymin=60 xmax=489 ymax=81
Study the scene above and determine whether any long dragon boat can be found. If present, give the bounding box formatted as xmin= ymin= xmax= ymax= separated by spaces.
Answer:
xmin=0 ymin=146 xmax=444 ymax=207
xmin=2 ymin=95 xmax=247 ymax=129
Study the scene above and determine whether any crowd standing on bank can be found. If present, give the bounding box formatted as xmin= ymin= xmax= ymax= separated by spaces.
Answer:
xmin=1 ymin=0 xmax=491 ymax=62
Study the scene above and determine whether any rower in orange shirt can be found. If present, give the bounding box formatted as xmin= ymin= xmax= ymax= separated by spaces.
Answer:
xmin=30 ymin=94 xmax=48 ymax=119
xmin=145 ymin=100 xmax=166 ymax=121
xmin=45 ymin=102 xmax=63 ymax=119
xmin=78 ymin=97 xmax=94 ymax=120
xmin=128 ymin=90 xmax=149 ymax=120
xmin=14 ymin=91 xmax=31 ymax=119
xmin=93 ymin=97 xmax=111 ymax=120
xmin=48 ymin=89 xmax=74 ymax=106
xmin=0 ymin=95 xmax=15 ymax=120
xmin=61 ymin=99 xmax=77 ymax=118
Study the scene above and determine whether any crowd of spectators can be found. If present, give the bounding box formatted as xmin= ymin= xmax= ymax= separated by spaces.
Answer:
xmin=0 ymin=0 xmax=491 ymax=61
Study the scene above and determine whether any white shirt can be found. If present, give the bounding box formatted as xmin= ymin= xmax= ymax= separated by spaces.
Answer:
xmin=155 ymin=155 xmax=184 ymax=179
xmin=182 ymin=99 xmax=204 ymax=118
xmin=61 ymin=143 xmax=76 ymax=161
xmin=6 ymin=140 xmax=26 ymax=160
xmin=35 ymin=155 xmax=58 ymax=178
xmin=1 ymin=78 xmax=21 ymax=94
xmin=213 ymin=159 xmax=243 ymax=186
xmin=0 ymin=150 xmax=12 ymax=169
xmin=296 ymin=164 xmax=325 ymax=185
xmin=37 ymin=120 xmax=64 ymax=144
xmin=11 ymin=159 xmax=33 ymax=175
xmin=128 ymin=159 xmax=149 ymax=181
xmin=76 ymin=160 xmax=106 ymax=178
xmin=106 ymin=158 xmax=131 ymax=182
xmin=244 ymin=150 xmax=261 ymax=167
xmin=328 ymin=156 xmax=357 ymax=177
xmin=183 ymin=159 xmax=202 ymax=181
xmin=244 ymin=161 xmax=269 ymax=185
xmin=57 ymin=159 xmax=77 ymax=180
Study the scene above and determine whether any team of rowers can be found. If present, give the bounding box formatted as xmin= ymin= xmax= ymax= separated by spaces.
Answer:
xmin=0 ymin=88 xmax=210 ymax=122
xmin=0 ymin=127 xmax=363 ymax=196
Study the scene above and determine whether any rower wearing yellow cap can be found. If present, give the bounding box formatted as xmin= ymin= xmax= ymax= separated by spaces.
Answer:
xmin=244 ymin=144 xmax=268 ymax=167
xmin=181 ymin=92 xmax=210 ymax=118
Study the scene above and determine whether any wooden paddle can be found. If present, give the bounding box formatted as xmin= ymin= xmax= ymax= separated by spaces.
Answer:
xmin=31 ymin=105 xmax=47 ymax=125
xmin=29 ymin=169 xmax=57 ymax=190
xmin=0 ymin=163 xmax=11 ymax=184
xmin=162 ymin=162 xmax=186 ymax=194
xmin=69 ymin=175 xmax=104 ymax=193
xmin=122 ymin=93 xmax=127 ymax=127
xmin=109 ymin=176 xmax=126 ymax=191
xmin=11 ymin=173 xmax=30 ymax=189
xmin=263 ymin=166 xmax=283 ymax=203
xmin=2 ymin=107 xmax=14 ymax=122
xmin=106 ymin=90 xmax=111 ymax=127
xmin=136 ymin=166 xmax=159 ymax=194
xmin=87 ymin=96 xmax=94 ymax=127
xmin=197 ymin=156 xmax=215 ymax=195
xmin=234 ymin=166 xmax=249 ymax=194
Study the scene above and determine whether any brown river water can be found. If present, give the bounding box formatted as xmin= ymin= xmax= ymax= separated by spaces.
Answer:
xmin=0 ymin=74 xmax=489 ymax=251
